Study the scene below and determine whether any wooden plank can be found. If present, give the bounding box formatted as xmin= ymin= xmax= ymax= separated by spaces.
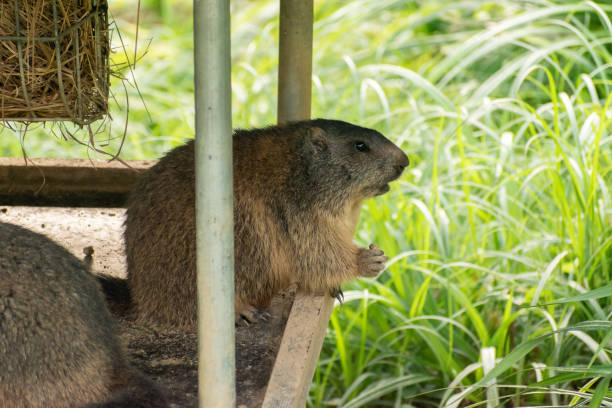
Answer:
xmin=0 ymin=157 xmax=154 ymax=207
xmin=262 ymin=293 xmax=335 ymax=408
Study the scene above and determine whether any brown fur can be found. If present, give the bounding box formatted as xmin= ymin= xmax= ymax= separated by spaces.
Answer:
xmin=125 ymin=119 xmax=409 ymax=328
xmin=0 ymin=222 xmax=167 ymax=408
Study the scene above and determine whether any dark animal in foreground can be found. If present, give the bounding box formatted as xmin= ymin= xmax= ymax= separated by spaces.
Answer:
xmin=0 ymin=222 xmax=167 ymax=407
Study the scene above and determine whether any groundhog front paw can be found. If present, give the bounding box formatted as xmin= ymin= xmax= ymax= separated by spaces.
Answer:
xmin=357 ymin=243 xmax=388 ymax=277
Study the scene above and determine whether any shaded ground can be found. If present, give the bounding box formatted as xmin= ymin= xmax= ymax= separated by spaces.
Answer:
xmin=0 ymin=206 xmax=126 ymax=276
xmin=1 ymin=206 xmax=293 ymax=408
xmin=116 ymin=290 xmax=293 ymax=408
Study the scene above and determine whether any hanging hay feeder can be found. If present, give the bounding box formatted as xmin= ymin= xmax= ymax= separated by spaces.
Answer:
xmin=0 ymin=0 xmax=110 ymax=125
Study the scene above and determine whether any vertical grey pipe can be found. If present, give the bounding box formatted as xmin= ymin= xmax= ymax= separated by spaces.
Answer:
xmin=278 ymin=0 xmax=313 ymax=123
xmin=193 ymin=0 xmax=235 ymax=407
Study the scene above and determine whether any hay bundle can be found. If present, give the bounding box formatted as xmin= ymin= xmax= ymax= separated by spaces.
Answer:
xmin=0 ymin=0 xmax=109 ymax=125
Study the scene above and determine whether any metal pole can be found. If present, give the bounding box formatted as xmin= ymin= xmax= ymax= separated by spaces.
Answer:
xmin=277 ymin=0 xmax=313 ymax=123
xmin=193 ymin=0 xmax=235 ymax=407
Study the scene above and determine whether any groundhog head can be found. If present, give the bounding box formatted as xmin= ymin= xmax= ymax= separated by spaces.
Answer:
xmin=296 ymin=119 xmax=409 ymax=209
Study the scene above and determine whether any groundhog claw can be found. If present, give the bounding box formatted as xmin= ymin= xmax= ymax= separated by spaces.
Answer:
xmin=329 ymin=288 xmax=344 ymax=304
xmin=236 ymin=305 xmax=271 ymax=326
xmin=236 ymin=305 xmax=259 ymax=325
xmin=358 ymin=243 xmax=388 ymax=277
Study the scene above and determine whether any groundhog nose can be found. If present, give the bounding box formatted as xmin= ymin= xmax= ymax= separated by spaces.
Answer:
xmin=395 ymin=152 xmax=409 ymax=173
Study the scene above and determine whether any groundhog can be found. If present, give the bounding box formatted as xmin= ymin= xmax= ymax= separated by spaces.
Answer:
xmin=0 ymin=222 xmax=167 ymax=407
xmin=125 ymin=119 xmax=409 ymax=327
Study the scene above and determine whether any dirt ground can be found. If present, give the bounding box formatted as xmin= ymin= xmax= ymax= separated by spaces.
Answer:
xmin=0 ymin=206 xmax=293 ymax=408
xmin=116 ymin=290 xmax=293 ymax=408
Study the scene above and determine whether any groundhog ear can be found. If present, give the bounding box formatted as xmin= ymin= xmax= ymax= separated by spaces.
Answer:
xmin=307 ymin=127 xmax=328 ymax=153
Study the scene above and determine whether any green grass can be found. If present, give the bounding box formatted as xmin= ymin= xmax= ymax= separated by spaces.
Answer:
xmin=3 ymin=0 xmax=612 ymax=406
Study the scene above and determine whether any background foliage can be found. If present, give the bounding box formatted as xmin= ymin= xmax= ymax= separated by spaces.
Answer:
xmin=3 ymin=0 xmax=612 ymax=406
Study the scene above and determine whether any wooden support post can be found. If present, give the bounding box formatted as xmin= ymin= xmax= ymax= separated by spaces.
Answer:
xmin=277 ymin=0 xmax=313 ymax=124
xmin=268 ymin=2 xmax=336 ymax=405
xmin=262 ymin=293 xmax=334 ymax=408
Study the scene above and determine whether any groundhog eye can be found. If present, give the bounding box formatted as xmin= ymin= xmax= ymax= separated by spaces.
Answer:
xmin=354 ymin=141 xmax=369 ymax=152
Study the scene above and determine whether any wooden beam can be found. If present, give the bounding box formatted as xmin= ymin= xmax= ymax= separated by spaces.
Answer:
xmin=0 ymin=157 xmax=153 ymax=207
xmin=262 ymin=293 xmax=335 ymax=408
xmin=274 ymin=1 xmax=336 ymax=405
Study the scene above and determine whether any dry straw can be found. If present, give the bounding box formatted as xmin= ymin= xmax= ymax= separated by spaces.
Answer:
xmin=0 ymin=0 xmax=110 ymax=125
